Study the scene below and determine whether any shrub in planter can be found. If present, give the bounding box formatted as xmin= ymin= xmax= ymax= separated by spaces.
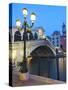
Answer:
xmin=18 ymin=61 xmax=29 ymax=80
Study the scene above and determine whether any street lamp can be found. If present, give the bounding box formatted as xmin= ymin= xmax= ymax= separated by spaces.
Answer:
xmin=16 ymin=8 xmax=36 ymax=80
xmin=30 ymin=13 xmax=36 ymax=23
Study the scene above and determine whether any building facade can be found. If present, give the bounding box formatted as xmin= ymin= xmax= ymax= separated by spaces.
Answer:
xmin=50 ymin=23 xmax=66 ymax=52
xmin=51 ymin=31 xmax=61 ymax=48
xmin=60 ymin=23 xmax=66 ymax=51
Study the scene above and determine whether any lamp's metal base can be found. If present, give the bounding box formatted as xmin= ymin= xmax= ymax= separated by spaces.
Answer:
xmin=19 ymin=72 xmax=29 ymax=80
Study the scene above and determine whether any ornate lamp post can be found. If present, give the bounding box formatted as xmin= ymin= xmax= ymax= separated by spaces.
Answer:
xmin=16 ymin=8 xmax=36 ymax=80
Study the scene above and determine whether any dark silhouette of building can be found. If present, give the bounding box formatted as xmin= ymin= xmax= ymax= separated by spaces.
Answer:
xmin=62 ymin=23 xmax=66 ymax=37
xmin=60 ymin=23 xmax=66 ymax=52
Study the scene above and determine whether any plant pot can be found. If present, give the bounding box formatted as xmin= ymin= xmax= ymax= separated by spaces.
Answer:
xmin=19 ymin=72 xmax=29 ymax=80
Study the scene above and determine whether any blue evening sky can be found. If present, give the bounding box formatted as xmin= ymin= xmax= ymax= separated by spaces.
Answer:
xmin=11 ymin=3 xmax=66 ymax=36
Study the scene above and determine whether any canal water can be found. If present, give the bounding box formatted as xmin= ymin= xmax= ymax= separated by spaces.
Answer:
xmin=29 ymin=56 xmax=66 ymax=82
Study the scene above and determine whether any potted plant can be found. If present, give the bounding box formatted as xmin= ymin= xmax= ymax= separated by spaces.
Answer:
xmin=18 ymin=61 xmax=29 ymax=81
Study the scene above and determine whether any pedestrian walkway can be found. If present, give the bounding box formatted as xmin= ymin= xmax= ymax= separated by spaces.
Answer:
xmin=12 ymin=65 xmax=65 ymax=87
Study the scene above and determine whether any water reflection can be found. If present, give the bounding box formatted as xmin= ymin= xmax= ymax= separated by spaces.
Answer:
xmin=29 ymin=56 xmax=66 ymax=82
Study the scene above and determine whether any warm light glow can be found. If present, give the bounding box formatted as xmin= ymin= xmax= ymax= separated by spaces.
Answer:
xmin=27 ymin=55 xmax=32 ymax=64
xmin=22 ymin=8 xmax=28 ymax=17
xmin=16 ymin=19 xmax=21 ymax=27
xmin=27 ymin=29 xmax=31 ymax=33
xmin=30 ymin=13 xmax=36 ymax=23
xmin=38 ymin=29 xmax=44 ymax=36
xmin=12 ymin=50 xmax=17 ymax=60
xmin=43 ymin=35 xmax=45 ymax=39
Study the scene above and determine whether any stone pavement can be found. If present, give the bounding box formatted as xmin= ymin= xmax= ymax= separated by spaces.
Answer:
xmin=12 ymin=65 xmax=65 ymax=87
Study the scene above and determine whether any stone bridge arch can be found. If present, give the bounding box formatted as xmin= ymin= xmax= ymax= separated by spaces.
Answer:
xmin=30 ymin=45 xmax=55 ymax=57
xmin=26 ymin=40 xmax=56 ymax=57
xmin=28 ymin=45 xmax=56 ymax=78
xmin=29 ymin=44 xmax=56 ymax=57
xmin=9 ymin=40 xmax=56 ymax=64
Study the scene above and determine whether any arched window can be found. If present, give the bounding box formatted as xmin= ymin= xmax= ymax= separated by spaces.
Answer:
xmin=14 ymin=31 xmax=21 ymax=42
xmin=23 ymin=32 xmax=28 ymax=41
xmin=29 ymin=32 xmax=33 ymax=40
xmin=34 ymin=32 xmax=38 ymax=40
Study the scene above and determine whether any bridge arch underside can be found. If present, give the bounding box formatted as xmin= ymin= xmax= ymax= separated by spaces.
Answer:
xmin=29 ymin=46 xmax=58 ymax=80
xmin=30 ymin=45 xmax=55 ymax=57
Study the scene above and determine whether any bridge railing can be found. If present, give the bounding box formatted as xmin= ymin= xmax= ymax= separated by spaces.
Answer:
xmin=45 ymin=38 xmax=56 ymax=51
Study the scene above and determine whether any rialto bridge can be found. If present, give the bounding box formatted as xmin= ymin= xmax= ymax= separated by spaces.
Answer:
xmin=9 ymin=39 xmax=56 ymax=64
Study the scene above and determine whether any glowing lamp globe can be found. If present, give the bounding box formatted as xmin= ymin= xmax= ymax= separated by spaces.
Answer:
xmin=16 ymin=19 xmax=21 ymax=27
xmin=22 ymin=8 xmax=28 ymax=17
xmin=30 ymin=13 xmax=36 ymax=23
